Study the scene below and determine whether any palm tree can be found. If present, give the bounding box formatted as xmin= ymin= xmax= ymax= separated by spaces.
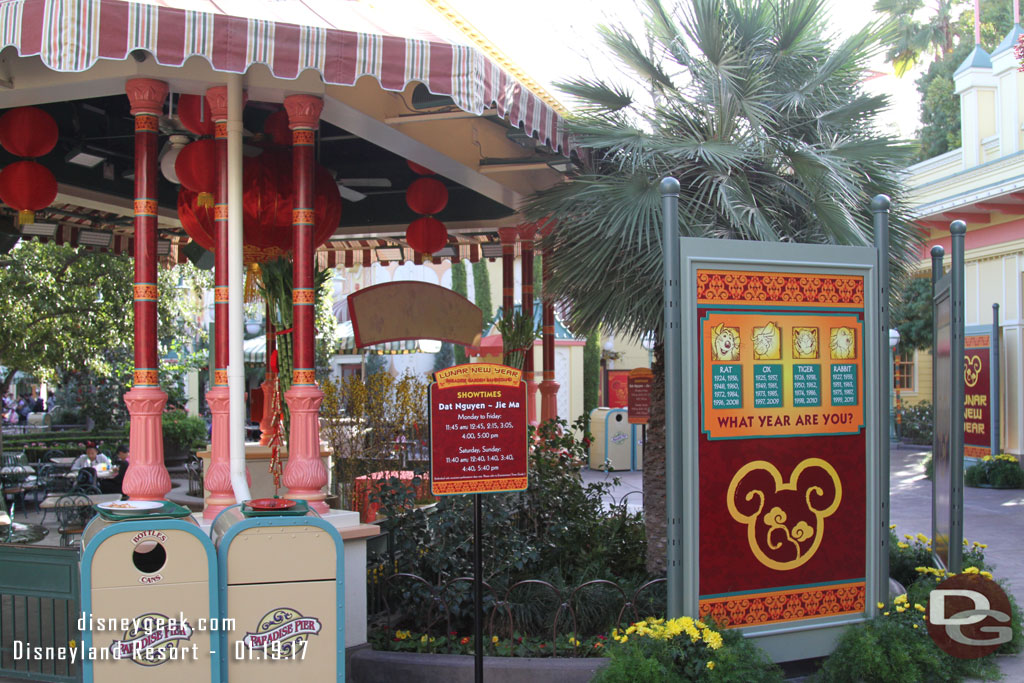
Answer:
xmin=526 ymin=0 xmax=921 ymax=573
xmin=873 ymin=0 xmax=957 ymax=75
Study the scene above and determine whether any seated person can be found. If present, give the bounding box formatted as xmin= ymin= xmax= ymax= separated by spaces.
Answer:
xmin=100 ymin=445 xmax=129 ymax=496
xmin=71 ymin=443 xmax=112 ymax=471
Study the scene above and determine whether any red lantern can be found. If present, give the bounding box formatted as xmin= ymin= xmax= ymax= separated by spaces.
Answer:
xmin=407 ymin=160 xmax=435 ymax=175
xmin=406 ymin=216 xmax=448 ymax=254
xmin=175 ymin=139 xmax=218 ymax=205
xmin=177 ymin=95 xmax=215 ymax=137
xmin=177 ymin=150 xmax=341 ymax=257
xmin=0 ymin=107 xmax=59 ymax=158
xmin=405 ymin=177 xmax=448 ymax=215
xmin=263 ymin=110 xmax=291 ymax=146
xmin=0 ymin=160 xmax=58 ymax=224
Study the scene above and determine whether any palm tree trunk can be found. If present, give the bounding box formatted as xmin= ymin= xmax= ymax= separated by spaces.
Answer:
xmin=644 ymin=341 xmax=667 ymax=574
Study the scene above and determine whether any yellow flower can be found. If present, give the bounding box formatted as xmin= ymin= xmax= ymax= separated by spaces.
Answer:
xmin=904 ymin=534 xmax=914 ymax=540
xmin=916 ymin=533 xmax=929 ymax=543
xmin=894 ymin=594 xmax=908 ymax=605
xmin=883 ymin=612 xmax=890 ymax=616
xmin=889 ymin=524 xmax=897 ymax=530
xmin=915 ymin=604 xmax=926 ymax=613
xmin=982 ymin=571 xmax=993 ymax=579
xmin=963 ymin=567 xmax=980 ymax=574
xmin=68 ymin=640 xmax=76 ymax=649
xmin=707 ymin=661 xmax=716 ymax=670
xmin=897 ymin=542 xmax=909 ymax=549
xmin=896 ymin=606 xmax=906 ymax=613
xmin=877 ymin=602 xmax=885 ymax=609
xmin=420 ymin=634 xmax=429 ymax=644
xmin=568 ymin=637 xmax=579 ymax=646
xmin=913 ymin=624 xmax=919 ymax=629
xmin=492 ymin=636 xmax=499 ymax=644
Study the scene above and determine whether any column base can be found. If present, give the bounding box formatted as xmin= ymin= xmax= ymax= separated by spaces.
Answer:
xmin=284 ymin=384 xmax=329 ymax=514
xmin=203 ymin=386 xmax=251 ymax=520
xmin=123 ymin=386 xmax=172 ymax=501
xmin=539 ymin=380 xmax=560 ymax=423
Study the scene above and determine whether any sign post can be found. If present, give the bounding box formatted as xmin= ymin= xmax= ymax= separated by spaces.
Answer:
xmin=430 ymin=363 xmax=528 ymax=682
xmin=674 ymin=234 xmax=882 ymax=662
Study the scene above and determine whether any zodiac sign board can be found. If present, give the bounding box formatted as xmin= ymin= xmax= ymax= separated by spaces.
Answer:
xmin=963 ymin=336 xmax=990 ymax=458
xmin=682 ymin=257 xmax=879 ymax=643
xmin=430 ymin=364 xmax=528 ymax=495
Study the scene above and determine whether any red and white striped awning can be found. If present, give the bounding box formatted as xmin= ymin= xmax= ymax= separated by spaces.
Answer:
xmin=0 ymin=0 xmax=570 ymax=153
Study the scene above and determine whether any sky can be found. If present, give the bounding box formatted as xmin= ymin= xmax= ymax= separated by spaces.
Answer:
xmin=446 ymin=0 xmax=923 ymax=140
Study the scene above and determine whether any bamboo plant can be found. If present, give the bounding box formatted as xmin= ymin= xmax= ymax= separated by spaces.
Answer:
xmin=495 ymin=310 xmax=540 ymax=371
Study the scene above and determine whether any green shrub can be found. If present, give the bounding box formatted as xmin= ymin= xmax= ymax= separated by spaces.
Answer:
xmin=898 ymin=400 xmax=932 ymax=444
xmin=593 ymin=617 xmax=783 ymax=683
xmin=964 ymin=454 xmax=1024 ymax=489
xmin=161 ymin=410 xmax=207 ymax=451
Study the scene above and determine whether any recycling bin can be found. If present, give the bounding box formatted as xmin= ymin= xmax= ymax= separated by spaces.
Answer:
xmin=211 ymin=501 xmax=344 ymax=682
xmin=589 ymin=408 xmax=635 ymax=471
xmin=80 ymin=505 xmax=220 ymax=682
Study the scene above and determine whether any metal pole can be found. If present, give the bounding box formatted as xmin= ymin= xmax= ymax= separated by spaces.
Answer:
xmin=950 ymin=221 xmax=967 ymax=573
xmin=661 ymin=177 xmax=682 ymax=617
xmin=473 ymin=493 xmax=483 ymax=683
xmin=931 ymin=246 xmax=945 ymax=286
xmin=992 ymin=303 xmax=1001 ymax=455
xmin=871 ymin=195 xmax=891 ymax=607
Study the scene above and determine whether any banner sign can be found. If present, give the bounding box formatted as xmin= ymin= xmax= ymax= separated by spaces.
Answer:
xmin=693 ymin=268 xmax=868 ymax=630
xmin=963 ymin=335 xmax=990 ymax=458
xmin=430 ymin=364 xmax=528 ymax=495
xmin=607 ymin=369 xmax=630 ymax=408
xmin=628 ymin=368 xmax=653 ymax=424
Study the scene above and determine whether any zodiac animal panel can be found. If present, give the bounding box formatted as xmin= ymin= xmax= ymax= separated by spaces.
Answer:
xmin=727 ymin=458 xmax=842 ymax=571
xmin=752 ymin=322 xmax=781 ymax=360
xmin=711 ymin=323 xmax=741 ymax=361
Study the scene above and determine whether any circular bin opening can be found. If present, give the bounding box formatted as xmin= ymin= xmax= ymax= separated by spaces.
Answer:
xmin=615 ymin=413 xmax=623 ymax=422
xmin=132 ymin=541 xmax=167 ymax=574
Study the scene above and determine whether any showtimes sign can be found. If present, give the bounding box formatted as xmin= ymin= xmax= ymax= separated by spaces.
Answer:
xmin=430 ymin=363 xmax=528 ymax=495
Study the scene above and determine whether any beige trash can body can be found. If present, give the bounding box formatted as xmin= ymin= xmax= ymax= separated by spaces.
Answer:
xmin=212 ymin=504 xmax=344 ymax=682
xmin=81 ymin=516 xmax=220 ymax=682
xmin=589 ymin=408 xmax=635 ymax=470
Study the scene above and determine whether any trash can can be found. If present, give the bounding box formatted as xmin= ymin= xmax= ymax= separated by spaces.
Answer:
xmin=589 ymin=408 xmax=634 ymax=470
xmin=80 ymin=503 xmax=220 ymax=682
xmin=211 ymin=500 xmax=344 ymax=682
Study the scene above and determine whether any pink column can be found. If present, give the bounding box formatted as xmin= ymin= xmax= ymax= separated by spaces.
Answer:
xmin=123 ymin=79 xmax=171 ymax=501
xmin=283 ymin=95 xmax=328 ymax=513
xmin=519 ymin=224 xmax=539 ymax=425
xmin=539 ymin=244 xmax=559 ymax=422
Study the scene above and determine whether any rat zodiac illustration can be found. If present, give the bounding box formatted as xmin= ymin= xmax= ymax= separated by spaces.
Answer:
xmin=727 ymin=458 xmax=842 ymax=571
xmin=829 ymin=327 xmax=856 ymax=360
xmin=751 ymin=322 xmax=781 ymax=360
xmin=964 ymin=354 xmax=982 ymax=388
xmin=792 ymin=327 xmax=819 ymax=359
xmin=711 ymin=323 xmax=741 ymax=361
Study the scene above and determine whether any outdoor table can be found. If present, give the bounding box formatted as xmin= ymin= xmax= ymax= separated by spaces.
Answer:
xmin=0 ymin=521 xmax=49 ymax=544
xmin=39 ymin=493 xmax=122 ymax=509
xmin=48 ymin=457 xmax=76 ymax=469
xmin=63 ymin=467 xmax=119 ymax=480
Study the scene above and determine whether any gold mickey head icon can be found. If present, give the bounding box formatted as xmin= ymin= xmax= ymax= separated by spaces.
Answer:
xmin=727 ymin=458 xmax=842 ymax=571
xmin=964 ymin=354 xmax=982 ymax=388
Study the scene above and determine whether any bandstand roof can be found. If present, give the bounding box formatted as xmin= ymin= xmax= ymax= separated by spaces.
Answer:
xmin=0 ymin=0 xmax=573 ymax=264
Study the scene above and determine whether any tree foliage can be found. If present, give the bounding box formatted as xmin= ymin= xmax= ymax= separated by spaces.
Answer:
xmin=472 ymin=260 xmax=493 ymax=327
xmin=891 ymin=276 xmax=933 ymax=351
xmin=450 ymin=260 xmax=469 ymax=364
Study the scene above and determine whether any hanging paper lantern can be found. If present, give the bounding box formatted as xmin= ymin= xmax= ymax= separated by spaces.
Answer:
xmin=406 ymin=216 xmax=448 ymax=254
xmin=176 ymin=150 xmax=341 ymax=259
xmin=0 ymin=107 xmax=59 ymax=159
xmin=177 ymin=94 xmax=215 ymax=137
xmin=263 ymin=109 xmax=291 ymax=146
xmin=0 ymin=160 xmax=58 ymax=224
xmin=175 ymin=139 xmax=218 ymax=206
xmin=405 ymin=177 xmax=448 ymax=215
xmin=407 ymin=160 xmax=435 ymax=175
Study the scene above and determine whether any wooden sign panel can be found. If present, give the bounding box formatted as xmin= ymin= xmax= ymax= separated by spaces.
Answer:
xmin=430 ymin=364 xmax=528 ymax=495
xmin=628 ymin=368 xmax=653 ymax=424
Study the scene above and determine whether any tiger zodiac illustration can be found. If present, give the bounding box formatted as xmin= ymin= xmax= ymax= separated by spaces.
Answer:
xmin=964 ymin=354 xmax=982 ymax=388
xmin=727 ymin=458 xmax=842 ymax=571
xmin=751 ymin=322 xmax=781 ymax=360
xmin=829 ymin=327 xmax=856 ymax=360
xmin=792 ymin=327 xmax=819 ymax=359
xmin=711 ymin=323 xmax=741 ymax=361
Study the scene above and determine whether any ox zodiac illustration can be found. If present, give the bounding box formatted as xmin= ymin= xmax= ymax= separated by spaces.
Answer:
xmin=726 ymin=458 xmax=842 ymax=571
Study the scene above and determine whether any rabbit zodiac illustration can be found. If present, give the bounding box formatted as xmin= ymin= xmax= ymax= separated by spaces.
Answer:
xmin=726 ymin=458 xmax=842 ymax=571
xmin=829 ymin=327 xmax=856 ymax=360
xmin=711 ymin=323 xmax=741 ymax=361
xmin=793 ymin=327 xmax=819 ymax=359
xmin=751 ymin=322 xmax=781 ymax=360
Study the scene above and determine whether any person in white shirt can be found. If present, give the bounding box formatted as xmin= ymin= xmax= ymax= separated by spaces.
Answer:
xmin=71 ymin=443 xmax=111 ymax=471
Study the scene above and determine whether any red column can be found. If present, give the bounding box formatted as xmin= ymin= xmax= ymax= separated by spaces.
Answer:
xmin=539 ymin=246 xmax=560 ymax=422
xmin=202 ymin=85 xmax=248 ymax=518
xmin=259 ymin=302 xmax=277 ymax=445
xmin=283 ymin=94 xmax=328 ymax=513
xmin=122 ymin=79 xmax=171 ymax=501
xmin=519 ymin=224 xmax=539 ymax=425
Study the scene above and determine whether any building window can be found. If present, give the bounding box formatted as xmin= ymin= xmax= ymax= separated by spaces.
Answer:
xmin=894 ymin=351 xmax=914 ymax=391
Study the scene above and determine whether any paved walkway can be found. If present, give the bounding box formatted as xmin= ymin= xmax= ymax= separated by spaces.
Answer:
xmin=582 ymin=443 xmax=1024 ymax=678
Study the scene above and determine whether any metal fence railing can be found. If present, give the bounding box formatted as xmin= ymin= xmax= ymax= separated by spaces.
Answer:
xmin=0 ymin=544 xmax=81 ymax=682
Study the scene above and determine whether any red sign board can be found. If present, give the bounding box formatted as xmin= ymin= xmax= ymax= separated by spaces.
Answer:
xmin=628 ymin=368 xmax=653 ymax=424
xmin=964 ymin=336 xmax=991 ymax=456
xmin=607 ymin=369 xmax=630 ymax=408
xmin=430 ymin=364 xmax=528 ymax=495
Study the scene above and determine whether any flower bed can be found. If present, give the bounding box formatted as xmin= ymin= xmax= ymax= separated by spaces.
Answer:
xmin=965 ymin=454 xmax=1023 ymax=489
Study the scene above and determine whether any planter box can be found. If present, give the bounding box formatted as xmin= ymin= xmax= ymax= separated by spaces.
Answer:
xmin=349 ymin=648 xmax=608 ymax=683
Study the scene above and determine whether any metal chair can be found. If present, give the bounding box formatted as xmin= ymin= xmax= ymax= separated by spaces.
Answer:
xmin=73 ymin=467 xmax=98 ymax=491
xmin=55 ymin=494 xmax=95 ymax=547
xmin=186 ymin=454 xmax=204 ymax=497
xmin=34 ymin=464 xmax=74 ymax=525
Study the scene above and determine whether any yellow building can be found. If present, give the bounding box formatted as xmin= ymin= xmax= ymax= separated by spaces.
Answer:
xmin=905 ymin=26 xmax=1024 ymax=454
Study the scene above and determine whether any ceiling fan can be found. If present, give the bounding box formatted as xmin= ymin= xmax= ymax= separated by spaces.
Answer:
xmin=334 ymin=176 xmax=392 ymax=202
